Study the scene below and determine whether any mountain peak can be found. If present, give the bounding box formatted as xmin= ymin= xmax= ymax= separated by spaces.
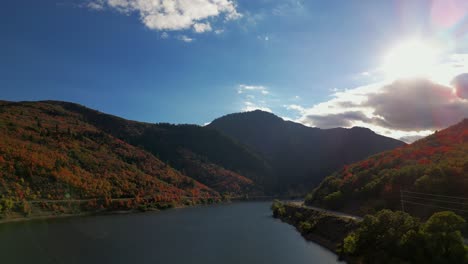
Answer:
xmin=350 ymin=126 xmax=374 ymax=133
xmin=210 ymin=110 xmax=284 ymax=127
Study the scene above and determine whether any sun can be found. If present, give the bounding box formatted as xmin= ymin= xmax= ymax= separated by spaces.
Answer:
xmin=382 ymin=40 xmax=439 ymax=80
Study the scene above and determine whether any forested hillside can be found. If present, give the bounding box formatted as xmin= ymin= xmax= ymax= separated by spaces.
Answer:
xmin=306 ymin=119 xmax=468 ymax=217
xmin=43 ymin=101 xmax=269 ymax=195
xmin=0 ymin=101 xmax=222 ymax=216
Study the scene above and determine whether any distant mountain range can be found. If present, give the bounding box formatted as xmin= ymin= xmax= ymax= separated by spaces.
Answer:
xmin=208 ymin=110 xmax=405 ymax=193
xmin=0 ymin=100 xmax=406 ymax=212
xmin=306 ymin=118 xmax=468 ymax=217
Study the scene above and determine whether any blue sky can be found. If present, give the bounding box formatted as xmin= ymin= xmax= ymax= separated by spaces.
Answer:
xmin=1 ymin=0 xmax=467 ymax=141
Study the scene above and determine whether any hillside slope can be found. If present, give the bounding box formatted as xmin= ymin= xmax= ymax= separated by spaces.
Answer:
xmin=208 ymin=110 xmax=405 ymax=193
xmin=43 ymin=101 xmax=269 ymax=195
xmin=306 ymin=119 xmax=468 ymax=217
xmin=0 ymin=101 xmax=220 ymax=215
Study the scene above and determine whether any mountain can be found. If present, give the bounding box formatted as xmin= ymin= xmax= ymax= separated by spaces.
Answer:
xmin=0 ymin=101 xmax=219 ymax=213
xmin=306 ymin=119 xmax=468 ymax=217
xmin=208 ymin=110 xmax=405 ymax=193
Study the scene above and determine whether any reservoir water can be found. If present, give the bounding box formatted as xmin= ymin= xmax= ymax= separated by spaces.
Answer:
xmin=0 ymin=201 xmax=341 ymax=263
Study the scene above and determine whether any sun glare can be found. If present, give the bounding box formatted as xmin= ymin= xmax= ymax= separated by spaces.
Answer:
xmin=383 ymin=40 xmax=439 ymax=80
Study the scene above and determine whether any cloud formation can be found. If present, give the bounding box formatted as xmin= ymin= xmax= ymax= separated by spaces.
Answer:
xmin=293 ymin=77 xmax=468 ymax=142
xmin=284 ymin=104 xmax=305 ymax=113
xmin=87 ymin=0 xmax=241 ymax=32
xmin=365 ymin=79 xmax=467 ymax=131
xmin=193 ymin=22 xmax=212 ymax=33
xmin=452 ymin=73 xmax=468 ymax=99
xmin=237 ymin=84 xmax=269 ymax=94
xmin=236 ymin=84 xmax=273 ymax=112
xmin=160 ymin=32 xmax=169 ymax=39
xmin=177 ymin=35 xmax=194 ymax=43
xmin=243 ymin=101 xmax=271 ymax=112
xmin=304 ymin=111 xmax=373 ymax=128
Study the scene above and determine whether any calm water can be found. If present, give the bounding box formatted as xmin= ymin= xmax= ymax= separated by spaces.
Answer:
xmin=0 ymin=202 xmax=341 ymax=264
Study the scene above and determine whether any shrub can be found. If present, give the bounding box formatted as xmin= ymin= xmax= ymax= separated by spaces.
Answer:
xmin=323 ymin=191 xmax=343 ymax=209
xmin=1 ymin=198 xmax=15 ymax=212
xmin=294 ymin=212 xmax=303 ymax=220
xmin=299 ymin=221 xmax=312 ymax=233
xmin=271 ymin=200 xmax=286 ymax=217
xmin=21 ymin=200 xmax=32 ymax=216
xmin=343 ymin=232 xmax=358 ymax=254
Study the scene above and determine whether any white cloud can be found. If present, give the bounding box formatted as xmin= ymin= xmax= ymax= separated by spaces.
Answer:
xmin=87 ymin=1 xmax=105 ymax=10
xmin=361 ymin=71 xmax=370 ymax=76
xmin=214 ymin=29 xmax=225 ymax=34
xmin=243 ymin=101 xmax=272 ymax=112
xmin=271 ymin=0 xmax=306 ymax=17
xmin=177 ymin=35 xmax=194 ymax=43
xmin=284 ymin=104 xmax=306 ymax=114
xmin=193 ymin=22 xmax=212 ymax=33
xmin=236 ymin=84 xmax=274 ymax=113
xmin=87 ymin=0 xmax=242 ymax=32
xmin=237 ymin=84 xmax=268 ymax=94
xmin=161 ymin=32 xmax=169 ymax=39
xmin=257 ymin=35 xmax=270 ymax=41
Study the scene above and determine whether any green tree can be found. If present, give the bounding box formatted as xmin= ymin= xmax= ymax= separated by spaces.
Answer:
xmin=344 ymin=210 xmax=468 ymax=263
xmin=344 ymin=210 xmax=420 ymax=263
xmin=421 ymin=211 xmax=468 ymax=263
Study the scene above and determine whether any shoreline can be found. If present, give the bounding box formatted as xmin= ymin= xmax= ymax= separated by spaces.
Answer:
xmin=0 ymin=199 xmax=276 ymax=225
xmin=0 ymin=209 xmax=154 ymax=225
xmin=0 ymin=202 xmax=198 ymax=225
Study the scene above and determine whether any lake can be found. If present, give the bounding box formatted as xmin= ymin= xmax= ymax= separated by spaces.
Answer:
xmin=0 ymin=201 xmax=341 ymax=263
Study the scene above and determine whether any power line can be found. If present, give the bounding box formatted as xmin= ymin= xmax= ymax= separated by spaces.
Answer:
xmin=401 ymin=195 xmax=468 ymax=206
xmin=400 ymin=189 xmax=468 ymax=217
xmin=401 ymin=190 xmax=468 ymax=200
xmin=401 ymin=200 xmax=468 ymax=214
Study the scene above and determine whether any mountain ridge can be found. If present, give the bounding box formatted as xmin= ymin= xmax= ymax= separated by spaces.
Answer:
xmin=208 ymin=110 xmax=406 ymax=193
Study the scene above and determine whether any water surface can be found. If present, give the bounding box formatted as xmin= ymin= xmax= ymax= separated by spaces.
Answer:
xmin=0 ymin=202 xmax=341 ymax=263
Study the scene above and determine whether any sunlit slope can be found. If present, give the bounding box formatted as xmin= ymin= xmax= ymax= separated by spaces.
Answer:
xmin=40 ymin=101 xmax=264 ymax=195
xmin=307 ymin=119 xmax=468 ymax=216
xmin=0 ymin=101 xmax=218 ymax=204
